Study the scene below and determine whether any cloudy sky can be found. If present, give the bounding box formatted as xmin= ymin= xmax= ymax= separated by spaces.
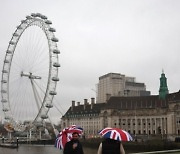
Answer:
xmin=0 ymin=0 xmax=180 ymax=123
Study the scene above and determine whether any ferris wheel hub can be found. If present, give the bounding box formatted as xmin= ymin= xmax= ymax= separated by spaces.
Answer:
xmin=21 ymin=71 xmax=42 ymax=79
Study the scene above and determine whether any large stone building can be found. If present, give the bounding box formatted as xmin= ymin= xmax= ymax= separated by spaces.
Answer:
xmin=61 ymin=72 xmax=180 ymax=139
xmin=97 ymin=73 xmax=150 ymax=103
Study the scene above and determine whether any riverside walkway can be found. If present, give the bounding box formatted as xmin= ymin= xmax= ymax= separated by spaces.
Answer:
xmin=131 ymin=149 xmax=180 ymax=154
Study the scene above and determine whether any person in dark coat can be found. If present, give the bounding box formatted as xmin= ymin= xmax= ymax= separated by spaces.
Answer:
xmin=97 ymin=138 xmax=125 ymax=154
xmin=63 ymin=132 xmax=84 ymax=154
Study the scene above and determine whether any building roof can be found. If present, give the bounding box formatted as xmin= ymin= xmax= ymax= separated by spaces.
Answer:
xmin=62 ymin=90 xmax=180 ymax=118
xmin=62 ymin=102 xmax=106 ymax=118
xmin=106 ymin=90 xmax=180 ymax=110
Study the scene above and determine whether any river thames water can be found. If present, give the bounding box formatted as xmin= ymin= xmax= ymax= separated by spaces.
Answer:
xmin=1 ymin=144 xmax=180 ymax=154
xmin=0 ymin=145 xmax=97 ymax=154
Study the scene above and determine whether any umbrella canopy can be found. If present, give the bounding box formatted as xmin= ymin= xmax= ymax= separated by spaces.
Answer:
xmin=98 ymin=127 xmax=133 ymax=141
xmin=55 ymin=125 xmax=83 ymax=150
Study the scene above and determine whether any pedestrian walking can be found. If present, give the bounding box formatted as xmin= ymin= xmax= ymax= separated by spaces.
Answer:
xmin=63 ymin=132 xmax=84 ymax=154
xmin=97 ymin=138 xmax=125 ymax=154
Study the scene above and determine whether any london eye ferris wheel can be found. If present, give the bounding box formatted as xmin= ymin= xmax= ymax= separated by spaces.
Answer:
xmin=1 ymin=13 xmax=60 ymax=132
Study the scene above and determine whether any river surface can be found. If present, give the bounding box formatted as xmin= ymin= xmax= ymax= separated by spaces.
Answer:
xmin=1 ymin=144 xmax=180 ymax=154
xmin=0 ymin=145 xmax=97 ymax=154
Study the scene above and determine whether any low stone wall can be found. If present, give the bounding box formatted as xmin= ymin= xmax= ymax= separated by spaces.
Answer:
xmin=80 ymin=138 xmax=103 ymax=149
xmin=80 ymin=138 xmax=180 ymax=153
xmin=15 ymin=139 xmax=55 ymax=145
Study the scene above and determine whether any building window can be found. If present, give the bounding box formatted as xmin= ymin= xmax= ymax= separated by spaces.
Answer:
xmin=178 ymin=130 xmax=180 ymax=135
xmin=149 ymin=130 xmax=151 ymax=135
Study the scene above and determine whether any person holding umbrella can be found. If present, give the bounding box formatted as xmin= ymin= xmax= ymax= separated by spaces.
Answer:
xmin=97 ymin=127 xmax=133 ymax=154
xmin=64 ymin=132 xmax=84 ymax=154
xmin=55 ymin=125 xmax=84 ymax=154
xmin=97 ymin=138 xmax=125 ymax=154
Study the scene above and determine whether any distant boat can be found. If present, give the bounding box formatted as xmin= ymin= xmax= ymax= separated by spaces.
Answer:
xmin=0 ymin=143 xmax=18 ymax=148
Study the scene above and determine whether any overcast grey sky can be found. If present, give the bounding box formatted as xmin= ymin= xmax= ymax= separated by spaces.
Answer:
xmin=0 ymin=0 xmax=180 ymax=123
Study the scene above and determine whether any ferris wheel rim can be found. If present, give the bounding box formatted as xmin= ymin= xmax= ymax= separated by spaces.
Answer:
xmin=1 ymin=13 xmax=60 ymax=131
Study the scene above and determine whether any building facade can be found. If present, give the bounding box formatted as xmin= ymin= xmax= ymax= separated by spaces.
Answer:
xmin=61 ymin=72 xmax=180 ymax=139
xmin=97 ymin=73 xmax=150 ymax=103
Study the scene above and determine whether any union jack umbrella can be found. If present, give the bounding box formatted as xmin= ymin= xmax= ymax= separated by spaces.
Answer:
xmin=55 ymin=125 xmax=83 ymax=150
xmin=98 ymin=127 xmax=133 ymax=141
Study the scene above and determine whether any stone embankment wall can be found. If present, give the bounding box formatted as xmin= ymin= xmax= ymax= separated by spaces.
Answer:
xmin=80 ymin=138 xmax=180 ymax=153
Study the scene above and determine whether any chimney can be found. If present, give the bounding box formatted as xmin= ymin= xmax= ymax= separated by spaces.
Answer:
xmin=106 ymin=93 xmax=111 ymax=102
xmin=71 ymin=100 xmax=75 ymax=111
xmin=77 ymin=102 xmax=80 ymax=106
xmin=84 ymin=99 xmax=88 ymax=110
xmin=91 ymin=98 xmax=95 ymax=109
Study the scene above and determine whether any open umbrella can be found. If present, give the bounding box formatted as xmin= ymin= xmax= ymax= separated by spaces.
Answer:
xmin=98 ymin=127 xmax=133 ymax=141
xmin=55 ymin=125 xmax=83 ymax=150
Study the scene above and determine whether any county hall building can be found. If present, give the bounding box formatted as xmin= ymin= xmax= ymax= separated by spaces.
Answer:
xmin=61 ymin=72 xmax=180 ymax=139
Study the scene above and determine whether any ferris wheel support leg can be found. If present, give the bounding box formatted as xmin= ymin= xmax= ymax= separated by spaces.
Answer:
xmin=27 ymin=132 xmax=29 ymax=144
xmin=47 ymin=115 xmax=59 ymax=136
xmin=39 ymin=130 xmax=42 ymax=140
xmin=30 ymin=79 xmax=41 ymax=110
xmin=29 ymin=129 xmax=32 ymax=142
xmin=8 ymin=132 xmax=12 ymax=141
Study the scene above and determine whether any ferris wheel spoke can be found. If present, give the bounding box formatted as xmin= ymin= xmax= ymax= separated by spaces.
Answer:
xmin=10 ymin=77 xmax=37 ymax=121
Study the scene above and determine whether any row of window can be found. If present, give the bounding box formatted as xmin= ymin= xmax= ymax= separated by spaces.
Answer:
xmin=117 ymin=123 xmax=157 ymax=126
xmin=66 ymin=113 xmax=98 ymax=118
